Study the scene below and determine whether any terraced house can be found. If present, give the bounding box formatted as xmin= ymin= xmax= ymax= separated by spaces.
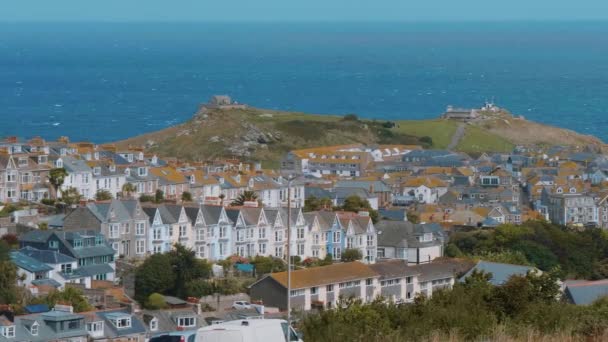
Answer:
xmin=185 ymin=205 xmax=233 ymax=260
xmin=226 ymin=207 xmax=271 ymax=258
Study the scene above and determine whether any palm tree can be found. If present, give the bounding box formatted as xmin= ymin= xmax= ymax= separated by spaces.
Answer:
xmin=122 ymin=183 xmax=137 ymax=198
xmin=48 ymin=168 xmax=68 ymax=200
xmin=231 ymin=191 xmax=258 ymax=206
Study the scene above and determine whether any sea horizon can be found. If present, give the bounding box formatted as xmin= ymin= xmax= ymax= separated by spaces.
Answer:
xmin=1 ymin=20 xmax=607 ymax=143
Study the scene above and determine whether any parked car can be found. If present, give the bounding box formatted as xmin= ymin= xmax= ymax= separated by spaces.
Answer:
xmin=196 ymin=319 xmax=302 ymax=342
xmin=232 ymin=301 xmax=252 ymax=310
xmin=150 ymin=330 xmax=197 ymax=342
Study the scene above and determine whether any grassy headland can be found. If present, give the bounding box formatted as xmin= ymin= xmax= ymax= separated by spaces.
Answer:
xmin=116 ymin=105 xmax=604 ymax=164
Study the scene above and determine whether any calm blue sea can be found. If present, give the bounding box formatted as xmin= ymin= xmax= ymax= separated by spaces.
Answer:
xmin=1 ymin=21 xmax=608 ymax=143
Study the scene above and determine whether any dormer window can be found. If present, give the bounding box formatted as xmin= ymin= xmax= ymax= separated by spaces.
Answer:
xmin=569 ymin=187 xmax=577 ymax=193
xmin=150 ymin=318 xmax=158 ymax=331
xmin=49 ymin=240 xmax=59 ymax=249
xmin=556 ymin=187 xmax=563 ymax=194
xmin=190 ymin=175 xmax=196 ymax=184
xmin=94 ymin=152 xmax=99 ymax=160
xmin=60 ymin=148 xmax=67 ymax=156
xmin=177 ymin=316 xmax=196 ymax=328
xmin=38 ymin=155 xmax=48 ymax=164
xmin=109 ymin=164 xmax=116 ymax=172
xmin=56 ymin=159 xmax=63 ymax=168
xmin=93 ymin=167 xmax=101 ymax=176
xmin=18 ymin=157 xmax=28 ymax=167
xmin=138 ymin=167 xmax=148 ymax=177
xmin=2 ymin=325 xmax=15 ymax=338
xmin=109 ymin=314 xmax=132 ymax=329
xmin=30 ymin=322 xmax=38 ymax=336
xmin=73 ymin=239 xmax=83 ymax=248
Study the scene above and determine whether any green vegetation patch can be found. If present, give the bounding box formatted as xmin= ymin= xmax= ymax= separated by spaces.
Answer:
xmin=393 ymin=119 xmax=459 ymax=149
xmin=457 ymin=125 xmax=514 ymax=153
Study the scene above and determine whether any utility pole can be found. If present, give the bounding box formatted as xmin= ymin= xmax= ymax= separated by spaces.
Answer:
xmin=286 ymin=179 xmax=292 ymax=331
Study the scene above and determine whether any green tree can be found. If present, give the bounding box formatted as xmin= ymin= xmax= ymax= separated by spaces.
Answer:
xmin=419 ymin=136 xmax=433 ymax=146
xmin=48 ymin=168 xmax=68 ymax=200
xmin=38 ymin=222 xmax=49 ymax=231
xmin=146 ymin=293 xmax=168 ymax=309
xmin=184 ymin=279 xmax=215 ymax=298
xmin=407 ymin=212 xmax=420 ymax=224
xmin=34 ymin=287 xmax=92 ymax=312
xmin=304 ymin=196 xmax=333 ymax=212
xmin=231 ymin=191 xmax=258 ymax=206
xmin=341 ymin=248 xmax=363 ymax=262
xmin=95 ymin=189 xmax=113 ymax=201
xmin=251 ymin=255 xmax=286 ymax=274
xmin=122 ymin=183 xmax=137 ymax=198
xmin=134 ymin=253 xmax=176 ymax=303
xmin=0 ymin=241 xmax=18 ymax=304
xmin=168 ymin=244 xmax=212 ymax=298
xmin=60 ymin=187 xmax=82 ymax=206
xmin=181 ymin=191 xmax=193 ymax=202
xmin=340 ymin=195 xmax=379 ymax=223
xmin=155 ymin=189 xmax=165 ymax=203
xmin=139 ymin=194 xmax=155 ymax=203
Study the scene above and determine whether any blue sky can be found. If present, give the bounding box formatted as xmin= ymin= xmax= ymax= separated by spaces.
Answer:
xmin=3 ymin=0 xmax=608 ymax=22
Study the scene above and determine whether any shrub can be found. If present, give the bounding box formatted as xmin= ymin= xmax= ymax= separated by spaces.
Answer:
xmin=146 ymin=293 xmax=168 ymax=310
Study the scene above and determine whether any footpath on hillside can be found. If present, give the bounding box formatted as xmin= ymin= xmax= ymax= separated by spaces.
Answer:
xmin=447 ymin=123 xmax=466 ymax=151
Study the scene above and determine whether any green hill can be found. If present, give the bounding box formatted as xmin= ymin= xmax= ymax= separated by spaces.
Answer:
xmin=116 ymin=105 xmax=605 ymax=166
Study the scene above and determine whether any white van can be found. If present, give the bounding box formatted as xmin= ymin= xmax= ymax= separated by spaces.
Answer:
xmin=195 ymin=319 xmax=302 ymax=342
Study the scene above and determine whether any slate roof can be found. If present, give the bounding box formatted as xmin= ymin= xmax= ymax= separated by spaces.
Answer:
xmin=73 ymin=263 xmax=114 ymax=277
xmin=96 ymin=309 xmax=147 ymax=338
xmin=62 ymin=156 xmax=92 ymax=173
xmin=305 ymin=186 xmax=334 ymax=199
xmin=31 ymin=278 xmax=62 ymax=288
xmin=19 ymin=246 xmax=76 ymax=264
xmin=24 ymin=305 xmax=50 ymax=314
xmin=564 ymin=279 xmax=608 ymax=305
xmin=369 ymin=260 xmax=420 ymax=279
xmin=10 ymin=251 xmax=53 ymax=273
xmin=335 ymin=180 xmax=392 ymax=193
xmin=19 ymin=231 xmax=115 ymax=260
xmin=378 ymin=209 xmax=406 ymax=221
xmin=142 ymin=207 xmax=158 ymax=225
xmin=139 ymin=308 xmax=202 ymax=334
xmin=5 ymin=310 xmax=88 ymax=342
xmin=412 ymin=259 xmax=475 ymax=282
xmin=459 ymin=261 xmax=536 ymax=286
